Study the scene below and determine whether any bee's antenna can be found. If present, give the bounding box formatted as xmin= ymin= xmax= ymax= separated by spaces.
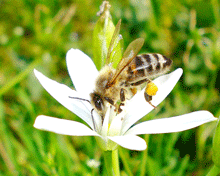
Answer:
xmin=68 ymin=96 xmax=96 ymax=131
xmin=68 ymin=96 xmax=91 ymax=103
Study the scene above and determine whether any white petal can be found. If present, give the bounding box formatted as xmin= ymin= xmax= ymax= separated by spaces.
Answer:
xmin=91 ymin=109 xmax=102 ymax=133
xmin=122 ymin=68 xmax=183 ymax=134
xmin=108 ymin=135 xmax=147 ymax=151
xmin=34 ymin=69 xmax=94 ymax=128
xmin=108 ymin=113 xmax=123 ymax=136
xmin=101 ymin=108 xmax=111 ymax=137
xmin=125 ymin=111 xmax=217 ymax=135
xmin=66 ymin=49 xmax=99 ymax=96
xmin=34 ymin=115 xmax=99 ymax=136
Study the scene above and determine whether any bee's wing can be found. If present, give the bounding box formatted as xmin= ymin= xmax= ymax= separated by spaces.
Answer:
xmin=108 ymin=38 xmax=145 ymax=86
xmin=106 ymin=19 xmax=122 ymax=65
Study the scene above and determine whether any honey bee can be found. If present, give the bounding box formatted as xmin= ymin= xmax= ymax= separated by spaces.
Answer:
xmin=70 ymin=20 xmax=172 ymax=124
xmin=89 ymin=20 xmax=172 ymax=119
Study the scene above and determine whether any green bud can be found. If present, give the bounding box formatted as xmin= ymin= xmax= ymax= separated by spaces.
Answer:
xmin=213 ymin=116 xmax=220 ymax=168
xmin=93 ymin=1 xmax=122 ymax=70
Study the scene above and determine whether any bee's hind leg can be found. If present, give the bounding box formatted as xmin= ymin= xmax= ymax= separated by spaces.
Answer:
xmin=144 ymin=81 xmax=158 ymax=109
xmin=144 ymin=93 xmax=156 ymax=109
xmin=128 ymin=78 xmax=158 ymax=109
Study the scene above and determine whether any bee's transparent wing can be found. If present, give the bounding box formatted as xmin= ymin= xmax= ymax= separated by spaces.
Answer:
xmin=108 ymin=38 xmax=144 ymax=86
xmin=105 ymin=19 xmax=122 ymax=65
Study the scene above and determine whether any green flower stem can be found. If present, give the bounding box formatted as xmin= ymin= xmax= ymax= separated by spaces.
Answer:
xmin=206 ymin=165 xmax=220 ymax=176
xmin=103 ymin=150 xmax=120 ymax=176
xmin=103 ymin=151 xmax=113 ymax=176
xmin=112 ymin=149 xmax=120 ymax=176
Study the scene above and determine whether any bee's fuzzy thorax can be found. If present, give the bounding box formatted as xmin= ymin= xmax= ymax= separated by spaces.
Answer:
xmin=95 ymin=65 xmax=115 ymax=93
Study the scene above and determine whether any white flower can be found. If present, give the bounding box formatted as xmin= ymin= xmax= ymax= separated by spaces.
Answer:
xmin=87 ymin=159 xmax=101 ymax=168
xmin=33 ymin=48 xmax=217 ymax=151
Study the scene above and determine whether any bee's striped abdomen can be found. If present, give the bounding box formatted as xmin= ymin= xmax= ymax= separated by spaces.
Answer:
xmin=126 ymin=53 xmax=172 ymax=82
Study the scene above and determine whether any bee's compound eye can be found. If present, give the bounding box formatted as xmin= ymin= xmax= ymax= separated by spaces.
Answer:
xmin=92 ymin=94 xmax=104 ymax=111
xmin=95 ymin=98 xmax=104 ymax=111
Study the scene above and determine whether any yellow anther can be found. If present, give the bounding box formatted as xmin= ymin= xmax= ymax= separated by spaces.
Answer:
xmin=145 ymin=82 xmax=158 ymax=96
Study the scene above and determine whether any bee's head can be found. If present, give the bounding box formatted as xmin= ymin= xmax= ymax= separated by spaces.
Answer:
xmin=90 ymin=92 xmax=106 ymax=118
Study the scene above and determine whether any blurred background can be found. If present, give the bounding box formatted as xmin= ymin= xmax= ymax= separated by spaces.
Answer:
xmin=0 ymin=0 xmax=220 ymax=175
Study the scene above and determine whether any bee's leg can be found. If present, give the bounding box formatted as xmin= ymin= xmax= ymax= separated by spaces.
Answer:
xmin=144 ymin=80 xmax=158 ymax=109
xmin=130 ymin=87 xmax=137 ymax=96
xmin=117 ymin=88 xmax=126 ymax=113
xmin=120 ymin=88 xmax=125 ymax=102
xmin=129 ymin=78 xmax=158 ymax=108
xmin=104 ymin=97 xmax=114 ymax=105
xmin=144 ymin=93 xmax=156 ymax=108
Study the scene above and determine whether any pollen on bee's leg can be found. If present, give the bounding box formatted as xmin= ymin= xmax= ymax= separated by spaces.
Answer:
xmin=145 ymin=82 xmax=158 ymax=96
xmin=144 ymin=82 xmax=158 ymax=108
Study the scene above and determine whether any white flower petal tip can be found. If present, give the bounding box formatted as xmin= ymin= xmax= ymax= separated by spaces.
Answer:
xmin=108 ymin=135 xmax=147 ymax=151
xmin=66 ymin=48 xmax=98 ymax=94
xmin=176 ymin=68 xmax=183 ymax=75
xmin=153 ymin=68 xmax=183 ymax=103
xmin=34 ymin=115 xmax=99 ymax=137
xmin=126 ymin=111 xmax=217 ymax=135
xmin=33 ymin=69 xmax=95 ymax=128
xmin=34 ymin=69 xmax=41 ymax=77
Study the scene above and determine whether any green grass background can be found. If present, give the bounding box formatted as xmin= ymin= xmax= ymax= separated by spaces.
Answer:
xmin=0 ymin=0 xmax=220 ymax=175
